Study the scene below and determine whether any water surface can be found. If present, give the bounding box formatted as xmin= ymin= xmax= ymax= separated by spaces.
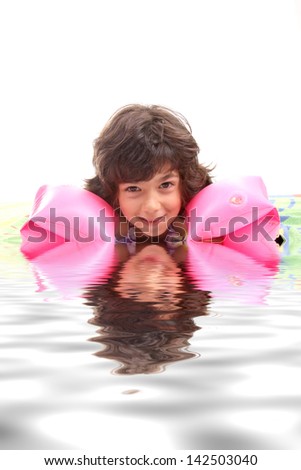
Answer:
xmin=1 ymin=202 xmax=301 ymax=450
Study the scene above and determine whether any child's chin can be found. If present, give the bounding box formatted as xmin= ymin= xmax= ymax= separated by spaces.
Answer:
xmin=143 ymin=227 xmax=168 ymax=239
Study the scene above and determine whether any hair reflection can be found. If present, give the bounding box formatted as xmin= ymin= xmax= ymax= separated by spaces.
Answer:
xmin=84 ymin=244 xmax=211 ymax=375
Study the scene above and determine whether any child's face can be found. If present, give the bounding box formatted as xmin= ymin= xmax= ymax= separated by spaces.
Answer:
xmin=118 ymin=167 xmax=182 ymax=238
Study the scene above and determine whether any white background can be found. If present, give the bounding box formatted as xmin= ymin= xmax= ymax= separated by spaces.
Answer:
xmin=1 ymin=0 xmax=301 ymax=202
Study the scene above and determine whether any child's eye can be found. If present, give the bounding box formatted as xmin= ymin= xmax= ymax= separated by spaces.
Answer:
xmin=160 ymin=181 xmax=174 ymax=189
xmin=125 ymin=186 xmax=140 ymax=192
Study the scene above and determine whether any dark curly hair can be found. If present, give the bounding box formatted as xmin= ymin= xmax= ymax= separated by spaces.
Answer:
xmin=85 ymin=104 xmax=213 ymax=210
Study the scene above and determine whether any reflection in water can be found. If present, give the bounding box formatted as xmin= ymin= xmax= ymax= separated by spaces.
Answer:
xmin=185 ymin=239 xmax=280 ymax=304
xmin=84 ymin=244 xmax=211 ymax=375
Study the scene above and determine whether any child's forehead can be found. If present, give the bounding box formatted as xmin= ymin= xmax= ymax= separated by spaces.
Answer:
xmin=121 ymin=167 xmax=179 ymax=184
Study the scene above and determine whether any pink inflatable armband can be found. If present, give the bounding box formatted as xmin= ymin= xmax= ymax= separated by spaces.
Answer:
xmin=20 ymin=185 xmax=118 ymax=297
xmin=185 ymin=176 xmax=281 ymax=303
xmin=185 ymin=176 xmax=280 ymax=243
xmin=20 ymin=185 xmax=115 ymax=259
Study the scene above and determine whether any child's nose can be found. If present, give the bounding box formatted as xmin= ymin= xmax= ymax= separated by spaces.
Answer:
xmin=142 ymin=193 xmax=162 ymax=215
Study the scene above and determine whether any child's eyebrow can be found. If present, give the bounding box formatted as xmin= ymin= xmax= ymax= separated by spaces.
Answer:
xmin=159 ymin=172 xmax=179 ymax=181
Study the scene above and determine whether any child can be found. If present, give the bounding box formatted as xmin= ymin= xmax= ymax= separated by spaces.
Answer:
xmin=20 ymin=104 xmax=280 ymax=257
xmin=84 ymin=104 xmax=213 ymax=243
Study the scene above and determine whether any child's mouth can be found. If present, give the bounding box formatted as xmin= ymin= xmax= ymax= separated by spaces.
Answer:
xmin=138 ymin=216 xmax=166 ymax=227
